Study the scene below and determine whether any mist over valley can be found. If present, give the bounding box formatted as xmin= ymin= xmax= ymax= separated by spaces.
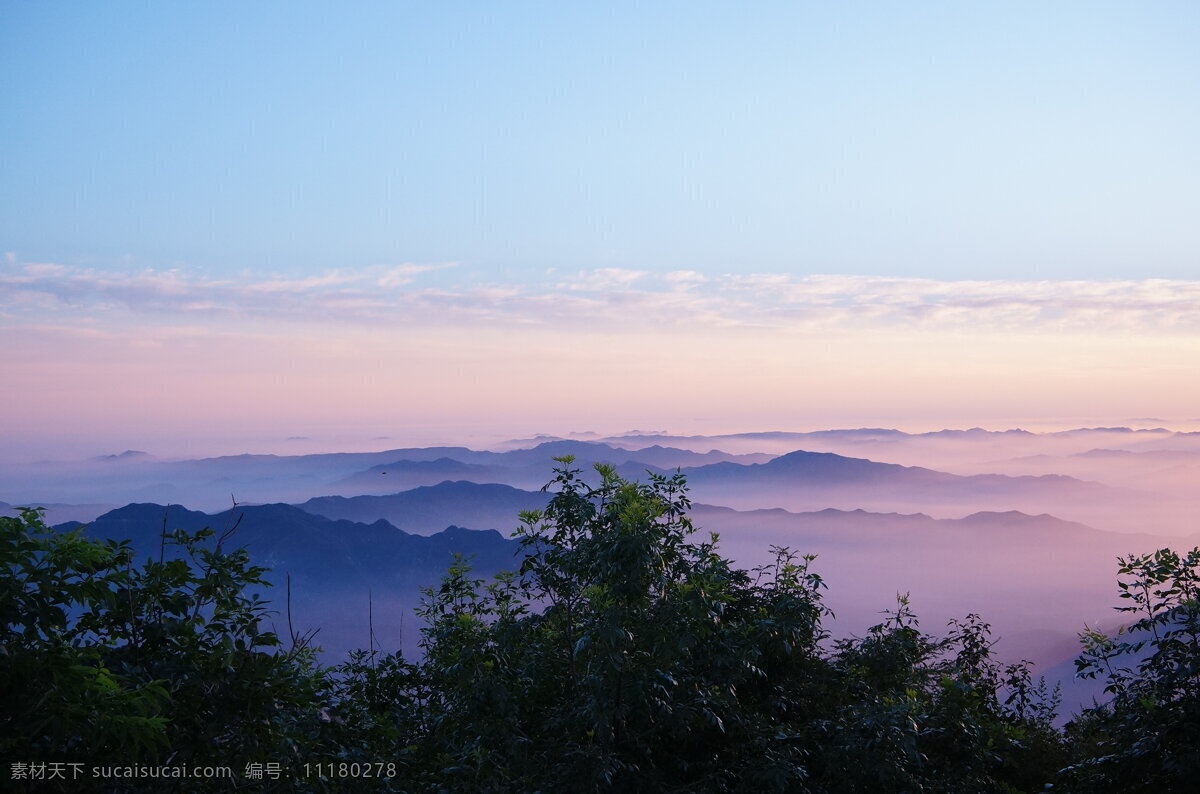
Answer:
xmin=8 ymin=425 xmax=1199 ymax=719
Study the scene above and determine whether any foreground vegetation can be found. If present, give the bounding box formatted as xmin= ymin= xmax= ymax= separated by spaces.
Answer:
xmin=3 ymin=459 xmax=1198 ymax=792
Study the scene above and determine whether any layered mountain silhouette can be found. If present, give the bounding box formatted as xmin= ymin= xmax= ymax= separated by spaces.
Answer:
xmin=66 ymin=502 xmax=515 ymax=579
xmin=569 ymin=427 xmax=1188 ymax=471
xmin=685 ymin=502 xmax=1197 ymax=673
xmin=331 ymin=441 xmax=769 ymax=494
xmin=11 ymin=426 xmax=1199 ymax=722
xmin=671 ymin=449 xmax=1137 ymax=529
xmin=4 ymin=440 xmax=766 ymax=508
xmin=298 ymin=481 xmax=552 ymax=535
xmin=57 ymin=502 xmax=521 ymax=658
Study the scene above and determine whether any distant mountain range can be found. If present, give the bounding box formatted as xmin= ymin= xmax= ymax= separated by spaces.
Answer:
xmin=299 ymin=481 xmax=552 ymax=535
xmin=954 ymin=447 xmax=1200 ymax=503
xmin=331 ymin=441 xmax=772 ymax=494
xmin=31 ymin=473 xmax=1200 ymax=720
xmin=591 ymin=426 xmax=1176 ymax=447
xmin=286 ymin=479 xmax=1193 ymax=668
xmin=57 ymin=502 xmax=521 ymax=658
xmin=330 ymin=442 xmax=1113 ymax=503
xmin=63 ymin=502 xmax=516 ymax=580
xmin=682 ymin=501 xmax=1197 ymax=673
xmin=91 ymin=450 xmax=154 ymax=462
xmin=544 ymin=427 xmax=1199 ymax=471
xmin=675 ymin=449 xmax=1116 ymax=511
xmin=11 ymin=428 xmax=1198 ymax=723
xmin=4 ymin=421 xmax=1196 ymax=542
xmin=1 ymin=440 xmax=768 ymax=508
xmin=47 ymin=483 xmax=1196 ymax=672
xmin=315 ymin=448 xmax=1120 ymax=525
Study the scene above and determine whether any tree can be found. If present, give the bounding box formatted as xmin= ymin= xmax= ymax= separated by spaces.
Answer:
xmin=395 ymin=459 xmax=1065 ymax=792
xmin=4 ymin=464 xmax=1084 ymax=791
xmin=1 ymin=506 xmax=328 ymax=790
xmin=1062 ymin=548 xmax=1200 ymax=792
xmin=1 ymin=508 xmax=169 ymax=767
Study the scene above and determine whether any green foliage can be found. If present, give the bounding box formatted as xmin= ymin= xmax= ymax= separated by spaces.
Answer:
xmin=1 ymin=508 xmax=169 ymax=765
xmin=7 ymin=466 xmax=1196 ymax=792
xmin=1 ymin=506 xmax=327 ymax=790
xmin=1062 ymin=548 xmax=1200 ymax=792
xmin=357 ymin=460 xmax=1066 ymax=792
xmin=320 ymin=648 xmax=423 ymax=785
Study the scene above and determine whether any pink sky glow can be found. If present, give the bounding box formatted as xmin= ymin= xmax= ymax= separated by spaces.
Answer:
xmin=4 ymin=261 xmax=1199 ymax=460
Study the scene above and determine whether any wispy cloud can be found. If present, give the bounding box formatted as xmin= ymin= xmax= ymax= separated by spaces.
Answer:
xmin=2 ymin=261 xmax=1198 ymax=334
xmin=556 ymin=268 xmax=648 ymax=291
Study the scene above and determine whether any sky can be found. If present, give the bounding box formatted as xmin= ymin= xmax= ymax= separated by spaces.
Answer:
xmin=2 ymin=1 xmax=1199 ymax=458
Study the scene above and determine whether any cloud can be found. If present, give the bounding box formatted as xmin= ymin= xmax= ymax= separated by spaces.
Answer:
xmin=244 ymin=271 xmax=359 ymax=294
xmin=2 ymin=260 xmax=1198 ymax=335
xmin=663 ymin=270 xmax=707 ymax=291
xmin=557 ymin=268 xmax=648 ymax=292
xmin=375 ymin=262 xmax=456 ymax=288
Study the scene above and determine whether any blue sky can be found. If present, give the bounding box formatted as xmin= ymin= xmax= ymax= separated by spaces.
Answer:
xmin=4 ymin=1 xmax=1198 ymax=282
xmin=3 ymin=2 xmax=1199 ymax=455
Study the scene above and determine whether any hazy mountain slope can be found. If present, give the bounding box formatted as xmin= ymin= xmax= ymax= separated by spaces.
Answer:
xmin=334 ymin=458 xmax=507 ymax=492
xmin=590 ymin=427 xmax=1184 ymax=467
xmin=3 ymin=440 xmax=761 ymax=509
xmin=330 ymin=442 xmax=761 ymax=494
xmin=678 ymin=449 xmax=1121 ymax=515
xmin=3 ymin=450 xmax=413 ymax=509
xmin=52 ymin=490 xmax=1199 ymax=720
xmin=298 ymin=481 xmax=551 ymax=535
xmin=61 ymin=503 xmax=521 ymax=659
xmin=10 ymin=428 xmax=1194 ymax=511
xmin=957 ymin=448 xmax=1200 ymax=494
xmin=689 ymin=502 xmax=1197 ymax=670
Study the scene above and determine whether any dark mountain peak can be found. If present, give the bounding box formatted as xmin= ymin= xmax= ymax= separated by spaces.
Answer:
xmin=235 ymin=503 xmax=409 ymax=536
xmin=526 ymin=439 xmax=619 ymax=456
xmin=962 ymin=510 xmax=1034 ymax=521
xmin=296 ymin=481 xmax=549 ymax=536
xmin=100 ymin=502 xmax=209 ymax=522
xmin=377 ymin=457 xmax=483 ymax=470
xmin=680 ymin=448 xmax=949 ymax=488
xmin=772 ymin=449 xmax=861 ymax=464
xmin=73 ymin=503 xmax=222 ymax=547
xmin=306 ymin=494 xmax=349 ymax=505
xmin=221 ymin=501 xmax=314 ymax=521
xmin=633 ymin=444 xmax=671 ymax=452
xmin=84 ymin=502 xmax=410 ymax=548
xmin=408 ymin=480 xmax=542 ymax=497
xmin=809 ymin=506 xmax=934 ymax=520
xmin=437 ymin=525 xmax=505 ymax=541
xmin=766 ymin=449 xmax=920 ymax=475
xmin=955 ymin=511 xmax=1089 ymax=532
xmin=93 ymin=450 xmax=152 ymax=462
xmin=309 ymin=480 xmax=544 ymax=504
